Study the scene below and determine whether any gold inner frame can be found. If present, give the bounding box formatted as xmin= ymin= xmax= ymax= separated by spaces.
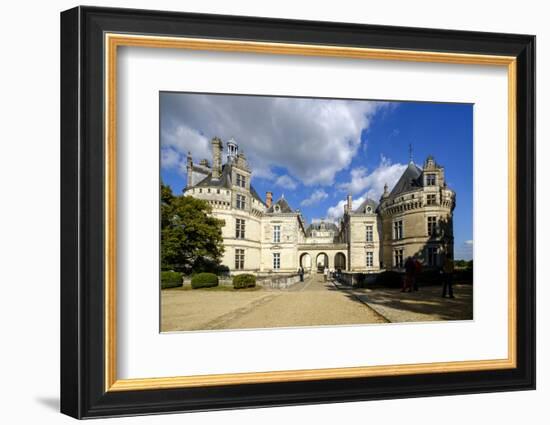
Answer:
xmin=104 ymin=33 xmax=517 ymax=392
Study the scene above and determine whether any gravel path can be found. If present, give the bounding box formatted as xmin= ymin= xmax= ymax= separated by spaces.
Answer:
xmin=161 ymin=274 xmax=386 ymax=332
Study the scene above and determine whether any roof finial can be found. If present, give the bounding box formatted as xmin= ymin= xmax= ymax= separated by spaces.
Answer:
xmin=409 ymin=143 xmax=413 ymax=163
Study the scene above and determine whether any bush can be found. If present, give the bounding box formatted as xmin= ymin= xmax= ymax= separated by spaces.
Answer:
xmin=375 ymin=271 xmax=402 ymax=288
xmin=454 ymin=268 xmax=473 ymax=284
xmin=161 ymin=271 xmax=183 ymax=289
xmin=416 ymin=269 xmax=443 ymax=286
xmin=233 ymin=274 xmax=256 ymax=289
xmin=354 ymin=273 xmax=368 ymax=288
xmin=191 ymin=272 xmax=219 ymax=289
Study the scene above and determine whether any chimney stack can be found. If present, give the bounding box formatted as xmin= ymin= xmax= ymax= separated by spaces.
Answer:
xmin=266 ymin=191 xmax=273 ymax=208
xmin=186 ymin=152 xmax=193 ymax=187
xmin=211 ymin=137 xmax=222 ymax=180
xmin=346 ymin=194 xmax=352 ymax=212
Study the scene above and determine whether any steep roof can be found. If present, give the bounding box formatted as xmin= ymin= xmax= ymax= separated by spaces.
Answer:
xmin=194 ymin=163 xmax=265 ymax=205
xmin=354 ymin=198 xmax=378 ymax=214
xmin=266 ymin=196 xmax=293 ymax=213
xmin=306 ymin=221 xmax=338 ymax=236
xmin=388 ymin=162 xmax=423 ymax=199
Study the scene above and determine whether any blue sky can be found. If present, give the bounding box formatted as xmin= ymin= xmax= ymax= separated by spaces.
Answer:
xmin=160 ymin=93 xmax=473 ymax=260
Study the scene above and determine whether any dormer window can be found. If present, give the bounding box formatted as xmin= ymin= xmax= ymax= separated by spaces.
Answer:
xmin=426 ymin=174 xmax=436 ymax=186
xmin=274 ymin=205 xmax=280 ymax=213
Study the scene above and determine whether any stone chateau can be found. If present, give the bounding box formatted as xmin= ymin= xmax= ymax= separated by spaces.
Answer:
xmin=183 ymin=137 xmax=455 ymax=275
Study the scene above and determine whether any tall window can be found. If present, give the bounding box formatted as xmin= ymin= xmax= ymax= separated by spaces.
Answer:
xmin=426 ymin=174 xmax=436 ymax=186
xmin=273 ymin=225 xmax=281 ymax=243
xmin=235 ymin=249 xmax=245 ymax=270
xmin=393 ymin=220 xmax=403 ymax=240
xmin=365 ymin=225 xmax=373 ymax=242
xmin=427 ymin=247 xmax=438 ymax=267
xmin=235 ymin=218 xmax=245 ymax=239
xmin=273 ymin=253 xmax=281 ymax=270
xmin=427 ymin=193 xmax=437 ymax=205
xmin=366 ymin=251 xmax=374 ymax=267
xmin=394 ymin=249 xmax=404 ymax=268
xmin=427 ymin=216 xmax=437 ymax=236
xmin=236 ymin=194 xmax=246 ymax=209
xmin=236 ymin=173 xmax=246 ymax=188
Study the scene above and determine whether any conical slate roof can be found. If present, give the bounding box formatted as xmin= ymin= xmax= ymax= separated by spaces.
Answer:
xmin=388 ymin=162 xmax=423 ymax=199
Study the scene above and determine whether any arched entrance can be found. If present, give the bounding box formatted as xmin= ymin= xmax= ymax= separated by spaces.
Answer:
xmin=334 ymin=252 xmax=346 ymax=271
xmin=316 ymin=253 xmax=328 ymax=273
xmin=300 ymin=253 xmax=312 ymax=270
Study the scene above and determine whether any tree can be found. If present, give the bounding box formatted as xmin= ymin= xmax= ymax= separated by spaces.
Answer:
xmin=160 ymin=183 xmax=225 ymax=273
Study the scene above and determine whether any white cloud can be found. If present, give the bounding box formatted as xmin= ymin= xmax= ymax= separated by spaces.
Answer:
xmin=326 ymin=196 xmax=369 ymax=222
xmin=300 ymin=189 xmax=328 ymax=207
xmin=337 ymin=155 xmax=407 ymax=198
xmin=160 ymin=93 xmax=391 ymax=185
xmin=274 ymin=174 xmax=298 ymax=190
xmin=160 ymin=148 xmax=180 ymax=169
xmin=464 ymin=240 xmax=473 ymax=245
xmin=325 ymin=156 xmax=407 ymax=221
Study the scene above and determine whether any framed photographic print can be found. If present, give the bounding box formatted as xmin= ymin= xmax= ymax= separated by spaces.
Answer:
xmin=60 ymin=6 xmax=535 ymax=419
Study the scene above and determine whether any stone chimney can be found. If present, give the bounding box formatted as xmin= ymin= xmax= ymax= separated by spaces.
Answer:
xmin=211 ymin=137 xmax=222 ymax=180
xmin=266 ymin=191 xmax=273 ymax=208
xmin=346 ymin=194 xmax=353 ymax=212
xmin=186 ymin=152 xmax=193 ymax=187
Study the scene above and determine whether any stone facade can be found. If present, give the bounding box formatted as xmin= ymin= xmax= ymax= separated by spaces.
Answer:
xmin=183 ymin=138 xmax=455 ymax=275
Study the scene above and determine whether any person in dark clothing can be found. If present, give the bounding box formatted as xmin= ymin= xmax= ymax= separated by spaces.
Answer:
xmin=413 ymin=257 xmax=422 ymax=291
xmin=441 ymin=253 xmax=455 ymax=298
xmin=298 ymin=266 xmax=304 ymax=282
xmin=403 ymin=256 xmax=416 ymax=293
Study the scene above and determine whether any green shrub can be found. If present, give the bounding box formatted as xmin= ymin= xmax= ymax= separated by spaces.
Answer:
xmin=375 ymin=271 xmax=402 ymax=287
xmin=417 ymin=269 xmax=443 ymax=286
xmin=454 ymin=269 xmax=473 ymax=284
xmin=233 ymin=274 xmax=256 ymax=289
xmin=191 ymin=272 xmax=219 ymax=289
xmin=161 ymin=271 xmax=183 ymax=289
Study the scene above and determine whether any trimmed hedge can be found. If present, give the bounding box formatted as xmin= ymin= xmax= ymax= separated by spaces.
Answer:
xmin=233 ymin=274 xmax=256 ymax=289
xmin=161 ymin=271 xmax=183 ymax=289
xmin=375 ymin=271 xmax=402 ymax=287
xmin=191 ymin=272 xmax=219 ymax=289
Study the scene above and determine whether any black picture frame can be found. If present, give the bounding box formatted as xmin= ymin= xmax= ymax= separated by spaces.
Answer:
xmin=60 ymin=5 xmax=535 ymax=419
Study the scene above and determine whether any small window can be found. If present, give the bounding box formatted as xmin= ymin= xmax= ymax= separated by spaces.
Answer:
xmin=426 ymin=174 xmax=436 ymax=186
xmin=394 ymin=249 xmax=404 ymax=268
xmin=273 ymin=253 xmax=281 ymax=270
xmin=236 ymin=173 xmax=246 ymax=188
xmin=235 ymin=249 xmax=245 ymax=270
xmin=393 ymin=220 xmax=403 ymax=240
xmin=366 ymin=251 xmax=374 ymax=267
xmin=427 ymin=194 xmax=437 ymax=205
xmin=273 ymin=225 xmax=281 ymax=243
xmin=235 ymin=218 xmax=245 ymax=239
xmin=427 ymin=216 xmax=437 ymax=236
xmin=236 ymin=194 xmax=246 ymax=209
xmin=366 ymin=225 xmax=373 ymax=242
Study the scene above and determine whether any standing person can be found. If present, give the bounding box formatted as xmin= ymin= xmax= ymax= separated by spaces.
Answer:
xmin=442 ymin=253 xmax=455 ymax=298
xmin=403 ymin=256 xmax=415 ymax=292
xmin=323 ymin=266 xmax=328 ymax=282
xmin=298 ymin=266 xmax=304 ymax=282
xmin=413 ymin=257 xmax=422 ymax=291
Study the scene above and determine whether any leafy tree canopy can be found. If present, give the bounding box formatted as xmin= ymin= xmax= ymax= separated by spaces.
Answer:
xmin=161 ymin=183 xmax=225 ymax=274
